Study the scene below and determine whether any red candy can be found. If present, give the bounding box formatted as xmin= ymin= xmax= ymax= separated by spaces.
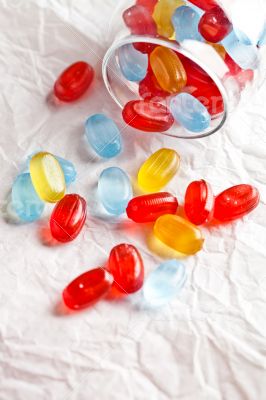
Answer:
xmin=225 ymin=54 xmax=254 ymax=89
xmin=214 ymin=184 xmax=260 ymax=222
xmin=54 ymin=61 xmax=94 ymax=102
xmin=139 ymin=69 xmax=169 ymax=101
xmin=122 ymin=100 xmax=174 ymax=132
xmin=136 ymin=0 xmax=157 ymax=13
xmin=50 ymin=194 xmax=87 ymax=242
xmin=63 ymin=268 xmax=113 ymax=310
xmin=123 ymin=5 xmax=157 ymax=36
xmin=189 ymin=0 xmax=217 ymax=11
xmin=198 ymin=6 xmax=232 ymax=43
xmin=127 ymin=192 xmax=178 ymax=223
xmin=108 ymin=244 xmax=144 ymax=293
xmin=191 ymin=83 xmax=224 ymax=115
xmin=184 ymin=180 xmax=214 ymax=225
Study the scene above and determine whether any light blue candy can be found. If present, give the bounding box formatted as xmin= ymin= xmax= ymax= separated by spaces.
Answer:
xmin=12 ymin=173 xmax=45 ymax=222
xmin=143 ymin=260 xmax=187 ymax=307
xmin=258 ymin=25 xmax=266 ymax=47
xmin=170 ymin=93 xmax=211 ymax=133
xmin=172 ymin=6 xmax=203 ymax=43
xmin=98 ymin=167 xmax=132 ymax=215
xmin=85 ymin=114 xmax=122 ymax=159
xmin=118 ymin=43 xmax=148 ymax=82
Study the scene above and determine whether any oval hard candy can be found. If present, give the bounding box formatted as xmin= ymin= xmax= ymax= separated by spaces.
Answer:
xmin=184 ymin=180 xmax=214 ymax=225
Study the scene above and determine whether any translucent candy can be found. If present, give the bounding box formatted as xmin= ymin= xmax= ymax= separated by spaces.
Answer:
xmin=172 ymin=6 xmax=203 ymax=42
xmin=138 ymin=148 xmax=180 ymax=192
xmin=170 ymin=93 xmax=211 ymax=133
xmin=85 ymin=114 xmax=122 ymax=159
xmin=143 ymin=260 xmax=187 ymax=307
xmin=50 ymin=194 xmax=87 ymax=242
xmin=198 ymin=6 xmax=232 ymax=43
xmin=98 ymin=167 xmax=132 ymax=215
xmin=122 ymin=100 xmax=174 ymax=132
xmin=123 ymin=5 xmax=157 ymax=35
xmin=150 ymin=46 xmax=187 ymax=94
xmin=152 ymin=0 xmax=185 ymax=38
xmin=12 ymin=173 xmax=45 ymax=222
xmin=258 ymin=25 xmax=266 ymax=47
xmin=189 ymin=0 xmax=217 ymax=11
xmin=29 ymin=152 xmax=66 ymax=203
xmin=118 ymin=44 xmax=148 ymax=82
xmin=154 ymin=214 xmax=204 ymax=255
xmin=63 ymin=268 xmax=113 ymax=310
xmin=139 ymin=68 xmax=169 ymax=101
xmin=224 ymin=54 xmax=254 ymax=89
xmin=222 ymin=31 xmax=259 ymax=70
xmin=214 ymin=184 xmax=260 ymax=222
xmin=184 ymin=180 xmax=214 ymax=225
xmin=54 ymin=61 xmax=94 ymax=102
xmin=126 ymin=192 xmax=178 ymax=223
xmin=136 ymin=0 xmax=157 ymax=13
xmin=108 ymin=243 xmax=144 ymax=293
xmin=54 ymin=156 xmax=77 ymax=186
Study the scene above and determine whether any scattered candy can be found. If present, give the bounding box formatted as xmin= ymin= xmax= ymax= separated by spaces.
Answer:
xmin=122 ymin=100 xmax=174 ymax=132
xmin=188 ymin=0 xmax=217 ymax=11
xmin=143 ymin=259 xmax=187 ymax=307
xmin=214 ymin=184 xmax=260 ymax=222
xmin=55 ymin=156 xmax=77 ymax=187
xmin=50 ymin=194 xmax=87 ymax=243
xmin=184 ymin=180 xmax=214 ymax=225
xmin=172 ymin=6 xmax=203 ymax=42
xmin=198 ymin=6 xmax=232 ymax=43
xmin=54 ymin=61 xmax=94 ymax=102
xmin=98 ymin=167 xmax=132 ymax=215
xmin=170 ymin=93 xmax=211 ymax=132
xmin=85 ymin=114 xmax=122 ymax=159
xmin=138 ymin=148 xmax=180 ymax=192
xmin=126 ymin=192 xmax=178 ymax=223
xmin=63 ymin=268 xmax=113 ymax=310
xmin=154 ymin=214 xmax=204 ymax=255
xmin=150 ymin=46 xmax=187 ymax=93
xmin=123 ymin=5 xmax=157 ymax=36
xmin=152 ymin=0 xmax=185 ymax=38
xmin=11 ymin=173 xmax=45 ymax=222
xmin=118 ymin=44 xmax=148 ymax=82
xmin=139 ymin=68 xmax=169 ymax=101
xmin=108 ymin=244 xmax=144 ymax=293
xmin=29 ymin=152 xmax=66 ymax=203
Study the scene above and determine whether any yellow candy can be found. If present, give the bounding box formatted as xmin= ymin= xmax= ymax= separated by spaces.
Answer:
xmin=150 ymin=46 xmax=187 ymax=94
xmin=30 ymin=152 xmax=66 ymax=203
xmin=138 ymin=148 xmax=180 ymax=192
xmin=153 ymin=0 xmax=185 ymax=38
xmin=154 ymin=215 xmax=204 ymax=255
xmin=207 ymin=42 xmax=226 ymax=59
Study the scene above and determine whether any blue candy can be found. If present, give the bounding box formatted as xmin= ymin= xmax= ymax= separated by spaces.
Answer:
xmin=98 ymin=167 xmax=132 ymax=215
xmin=170 ymin=93 xmax=211 ymax=133
xmin=12 ymin=173 xmax=45 ymax=222
xmin=143 ymin=260 xmax=187 ymax=307
xmin=85 ymin=114 xmax=122 ymax=159
xmin=118 ymin=43 xmax=148 ymax=82
xmin=258 ymin=25 xmax=266 ymax=47
xmin=172 ymin=6 xmax=203 ymax=43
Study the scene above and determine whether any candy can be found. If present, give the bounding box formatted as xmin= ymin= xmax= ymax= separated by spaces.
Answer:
xmin=214 ymin=184 xmax=260 ymax=222
xmin=29 ymin=152 xmax=66 ymax=203
xmin=190 ymin=83 xmax=224 ymax=116
xmin=208 ymin=42 xmax=226 ymax=59
xmin=184 ymin=180 xmax=214 ymax=225
xmin=154 ymin=214 xmax=204 ymax=255
xmin=122 ymin=100 xmax=174 ymax=132
xmin=139 ymin=68 xmax=169 ymax=102
xmin=188 ymin=0 xmax=217 ymax=11
xmin=136 ymin=0 xmax=157 ymax=13
xmin=54 ymin=156 xmax=77 ymax=186
xmin=123 ymin=5 xmax=157 ymax=35
xmin=172 ymin=6 xmax=203 ymax=42
xmin=222 ymin=31 xmax=259 ymax=70
xmin=198 ymin=6 xmax=232 ymax=43
xmin=50 ymin=194 xmax=87 ymax=243
xmin=63 ymin=268 xmax=113 ymax=310
xmin=54 ymin=61 xmax=94 ymax=102
xmin=152 ymin=0 xmax=185 ymax=38
xmin=98 ymin=167 xmax=132 ymax=215
xmin=11 ymin=173 xmax=45 ymax=222
xmin=138 ymin=148 xmax=180 ymax=192
xmin=85 ymin=114 xmax=122 ymax=159
xmin=143 ymin=259 xmax=187 ymax=307
xmin=224 ymin=54 xmax=254 ymax=89
xmin=150 ymin=46 xmax=187 ymax=93
xmin=126 ymin=192 xmax=178 ymax=223
xmin=118 ymin=44 xmax=148 ymax=82
xmin=108 ymin=244 xmax=144 ymax=293
xmin=258 ymin=25 xmax=266 ymax=47
xmin=170 ymin=93 xmax=211 ymax=132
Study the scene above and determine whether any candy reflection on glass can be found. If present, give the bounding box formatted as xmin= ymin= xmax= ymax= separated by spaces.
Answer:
xmin=143 ymin=260 xmax=187 ymax=307
xmin=98 ymin=167 xmax=132 ymax=215
xmin=138 ymin=148 xmax=180 ymax=192
xmin=108 ymin=244 xmax=144 ymax=293
xmin=184 ymin=180 xmax=214 ymax=225
xmin=63 ymin=268 xmax=113 ymax=310
xmin=123 ymin=5 xmax=157 ymax=35
xmin=172 ymin=6 xmax=203 ymax=42
xmin=12 ymin=173 xmax=45 ymax=222
xmin=139 ymin=68 xmax=169 ymax=101
xmin=54 ymin=61 xmax=94 ymax=102
xmin=118 ymin=44 xmax=148 ymax=82
xmin=198 ymin=6 xmax=232 ymax=43
xmin=127 ymin=192 xmax=178 ymax=223
xmin=85 ymin=114 xmax=122 ymax=159
xmin=170 ymin=93 xmax=211 ymax=133
xmin=152 ymin=0 xmax=185 ymax=38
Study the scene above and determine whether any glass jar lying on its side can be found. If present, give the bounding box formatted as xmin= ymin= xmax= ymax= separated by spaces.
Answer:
xmin=102 ymin=0 xmax=266 ymax=139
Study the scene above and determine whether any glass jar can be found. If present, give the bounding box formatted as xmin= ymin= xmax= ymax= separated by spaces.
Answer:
xmin=102 ymin=0 xmax=266 ymax=139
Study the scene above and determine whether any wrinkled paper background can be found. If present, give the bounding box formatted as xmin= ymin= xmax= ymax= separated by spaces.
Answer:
xmin=0 ymin=1 xmax=266 ymax=399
